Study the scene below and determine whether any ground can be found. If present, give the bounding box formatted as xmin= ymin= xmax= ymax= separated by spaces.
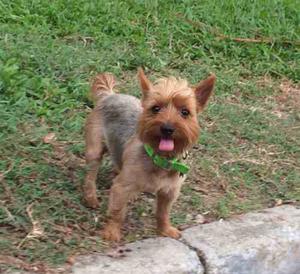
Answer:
xmin=0 ymin=0 xmax=299 ymax=272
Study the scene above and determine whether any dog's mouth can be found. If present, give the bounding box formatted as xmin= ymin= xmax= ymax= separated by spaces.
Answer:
xmin=158 ymin=138 xmax=174 ymax=152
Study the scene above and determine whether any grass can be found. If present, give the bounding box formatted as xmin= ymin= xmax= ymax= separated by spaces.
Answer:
xmin=0 ymin=0 xmax=299 ymax=271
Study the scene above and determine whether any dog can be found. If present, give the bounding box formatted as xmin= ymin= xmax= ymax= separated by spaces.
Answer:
xmin=83 ymin=68 xmax=215 ymax=241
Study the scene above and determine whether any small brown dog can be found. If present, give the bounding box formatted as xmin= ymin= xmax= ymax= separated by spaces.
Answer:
xmin=83 ymin=69 xmax=215 ymax=241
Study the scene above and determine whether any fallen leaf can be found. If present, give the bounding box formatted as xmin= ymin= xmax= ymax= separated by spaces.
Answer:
xmin=194 ymin=214 xmax=205 ymax=224
xmin=274 ymin=199 xmax=283 ymax=206
xmin=106 ymin=247 xmax=131 ymax=258
xmin=66 ymin=256 xmax=76 ymax=265
xmin=43 ymin=132 xmax=56 ymax=144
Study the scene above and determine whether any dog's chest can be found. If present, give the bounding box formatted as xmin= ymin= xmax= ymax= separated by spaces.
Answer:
xmin=143 ymin=170 xmax=184 ymax=193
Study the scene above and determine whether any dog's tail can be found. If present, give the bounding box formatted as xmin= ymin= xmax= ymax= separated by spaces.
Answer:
xmin=90 ymin=73 xmax=116 ymax=103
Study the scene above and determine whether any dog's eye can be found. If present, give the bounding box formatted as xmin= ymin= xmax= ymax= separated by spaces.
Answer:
xmin=151 ymin=105 xmax=161 ymax=114
xmin=181 ymin=108 xmax=190 ymax=117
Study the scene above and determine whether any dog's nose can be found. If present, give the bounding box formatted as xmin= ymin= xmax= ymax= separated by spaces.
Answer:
xmin=160 ymin=123 xmax=175 ymax=137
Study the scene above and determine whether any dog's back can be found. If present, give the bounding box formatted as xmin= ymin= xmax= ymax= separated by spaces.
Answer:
xmin=100 ymin=94 xmax=142 ymax=168
xmin=89 ymin=73 xmax=142 ymax=169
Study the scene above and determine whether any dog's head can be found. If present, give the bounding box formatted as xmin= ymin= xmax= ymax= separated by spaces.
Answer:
xmin=137 ymin=68 xmax=215 ymax=157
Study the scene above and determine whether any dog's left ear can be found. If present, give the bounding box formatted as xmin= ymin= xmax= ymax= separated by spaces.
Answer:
xmin=137 ymin=67 xmax=153 ymax=100
xmin=194 ymin=74 xmax=216 ymax=112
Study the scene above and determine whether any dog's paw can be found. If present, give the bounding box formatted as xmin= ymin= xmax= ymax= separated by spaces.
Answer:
xmin=158 ymin=226 xmax=181 ymax=239
xmin=102 ymin=223 xmax=122 ymax=242
xmin=84 ymin=195 xmax=100 ymax=209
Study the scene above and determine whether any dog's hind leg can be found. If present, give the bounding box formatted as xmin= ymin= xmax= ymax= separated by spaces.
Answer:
xmin=83 ymin=108 xmax=105 ymax=208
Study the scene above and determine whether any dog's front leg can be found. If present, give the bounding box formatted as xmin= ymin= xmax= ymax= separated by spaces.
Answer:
xmin=102 ymin=175 xmax=139 ymax=242
xmin=156 ymin=185 xmax=182 ymax=239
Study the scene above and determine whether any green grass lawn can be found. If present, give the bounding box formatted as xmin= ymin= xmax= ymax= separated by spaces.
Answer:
xmin=1 ymin=0 xmax=299 ymax=271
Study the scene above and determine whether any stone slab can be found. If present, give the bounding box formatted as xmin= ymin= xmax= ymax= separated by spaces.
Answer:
xmin=182 ymin=205 xmax=300 ymax=274
xmin=73 ymin=237 xmax=203 ymax=274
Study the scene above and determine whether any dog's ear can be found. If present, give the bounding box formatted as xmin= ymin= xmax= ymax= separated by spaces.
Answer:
xmin=194 ymin=74 xmax=216 ymax=112
xmin=137 ymin=68 xmax=152 ymax=99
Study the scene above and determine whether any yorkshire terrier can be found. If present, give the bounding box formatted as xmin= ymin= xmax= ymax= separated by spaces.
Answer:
xmin=83 ymin=68 xmax=215 ymax=241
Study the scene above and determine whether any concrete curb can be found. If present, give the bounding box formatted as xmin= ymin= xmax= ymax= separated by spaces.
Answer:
xmin=73 ymin=205 xmax=300 ymax=274
xmin=182 ymin=205 xmax=300 ymax=274
xmin=73 ymin=237 xmax=203 ymax=274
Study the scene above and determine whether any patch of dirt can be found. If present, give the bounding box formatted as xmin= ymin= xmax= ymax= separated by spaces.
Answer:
xmin=255 ymin=75 xmax=275 ymax=89
xmin=232 ymin=77 xmax=299 ymax=119
xmin=276 ymin=79 xmax=300 ymax=110
xmin=267 ymin=79 xmax=300 ymax=119
xmin=0 ymin=255 xmax=69 ymax=274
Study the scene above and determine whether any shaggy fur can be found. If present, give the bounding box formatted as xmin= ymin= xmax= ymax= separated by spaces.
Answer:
xmin=83 ymin=69 xmax=215 ymax=241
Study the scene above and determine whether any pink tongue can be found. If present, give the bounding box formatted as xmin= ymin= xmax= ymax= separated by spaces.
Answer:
xmin=159 ymin=139 xmax=174 ymax=151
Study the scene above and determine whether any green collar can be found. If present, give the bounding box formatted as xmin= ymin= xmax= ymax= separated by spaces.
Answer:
xmin=144 ymin=144 xmax=189 ymax=175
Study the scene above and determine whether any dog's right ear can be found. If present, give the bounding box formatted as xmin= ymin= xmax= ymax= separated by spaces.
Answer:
xmin=138 ymin=68 xmax=152 ymax=99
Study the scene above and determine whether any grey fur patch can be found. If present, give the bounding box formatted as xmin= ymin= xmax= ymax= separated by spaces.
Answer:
xmin=99 ymin=94 xmax=142 ymax=168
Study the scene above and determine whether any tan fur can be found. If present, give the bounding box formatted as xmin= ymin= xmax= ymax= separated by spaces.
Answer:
xmin=90 ymin=73 xmax=115 ymax=103
xmin=84 ymin=69 xmax=215 ymax=242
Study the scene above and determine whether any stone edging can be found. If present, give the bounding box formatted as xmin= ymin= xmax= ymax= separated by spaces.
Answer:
xmin=73 ymin=205 xmax=300 ymax=274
